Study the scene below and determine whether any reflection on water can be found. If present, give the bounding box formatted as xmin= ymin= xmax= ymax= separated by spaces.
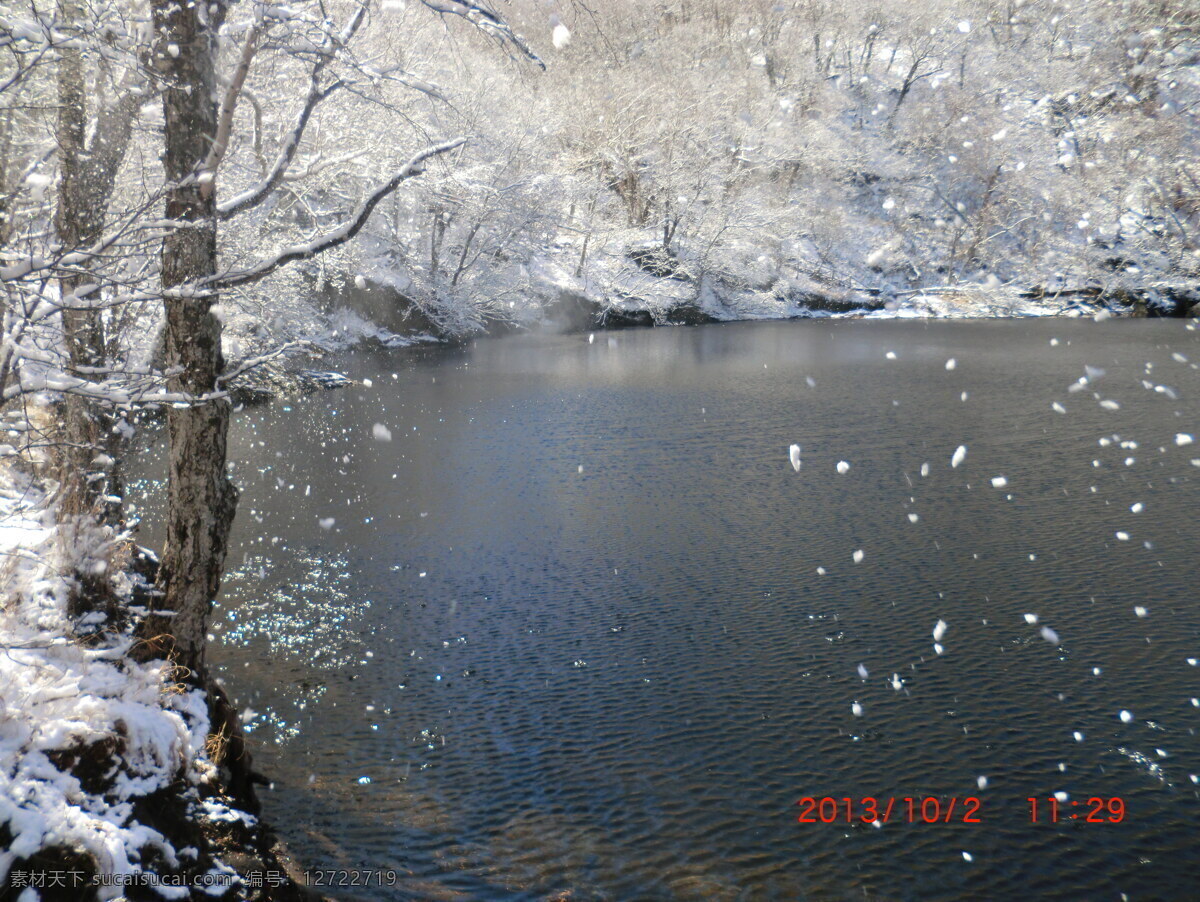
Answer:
xmin=131 ymin=319 xmax=1200 ymax=899
xmin=221 ymin=551 xmax=366 ymax=666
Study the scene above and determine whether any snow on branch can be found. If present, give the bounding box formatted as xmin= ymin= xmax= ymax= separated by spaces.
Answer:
xmin=0 ymin=339 xmax=311 ymax=407
xmin=420 ymin=1 xmax=545 ymax=70
xmin=0 ymin=194 xmax=165 ymax=283
xmin=205 ymin=137 xmax=468 ymax=292
xmin=217 ymin=2 xmax=370 ymax=219
xmin=200 ymin=24 xmax=264 ymax=197
xmin=216 ymin=340 xmax=316 ymax=388
xmin=214 ymin=63 xmax=336 ymax=220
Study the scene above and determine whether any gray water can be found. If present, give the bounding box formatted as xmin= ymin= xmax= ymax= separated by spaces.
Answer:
xmin=133 ymin=319 xmax=1200 ymax=900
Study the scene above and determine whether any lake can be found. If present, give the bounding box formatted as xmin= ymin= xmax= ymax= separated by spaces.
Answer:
xmin=132 ymin=318 xmax=1200 ymax=900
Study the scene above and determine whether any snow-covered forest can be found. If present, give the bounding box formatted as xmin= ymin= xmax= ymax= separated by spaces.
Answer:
xmin=0 ymin=0 xmax=1198 ymax=898
xmin=213 ymin=0 xmax=1196 ymax=333
xmin=4 ymin=0 xmax=1200 ymax=370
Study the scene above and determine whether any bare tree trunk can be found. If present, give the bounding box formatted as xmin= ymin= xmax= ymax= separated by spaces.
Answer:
xmin=135 ymin=0 xmax=237 ymax=678
xmin=576 ymin=193 xmax=598 ymax=278
xmin=430 ymin=206 xmax=446 ymax=289
xmin=886 ymin=51 xmax=929 ymax=131
xmin=54 ymin=0 xmax=148 ymax=615
xmin=55 ymin=0 xmax=115 ymax=615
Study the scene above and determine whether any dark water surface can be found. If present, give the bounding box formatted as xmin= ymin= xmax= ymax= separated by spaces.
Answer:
xmin=134 ymin=319 xmax=1200 ymax=900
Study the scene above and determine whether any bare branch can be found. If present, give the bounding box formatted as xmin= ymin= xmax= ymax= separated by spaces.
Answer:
xmin=420 ymin=0 xmax=545 ymax=70
xmin=280 ymin=149 xmax=370 ymax=182
xmin=206 ymin=137 xmax=468 ymax=291
xmin=216 ymin=340 xmax=316 ymax=387
xmin=200 ymin=23 xmax=263 ymax=195
xmin=216 ymin=62 xmax=332 ymax=219
xmin=217 ymin=2 xmax=371 ymax=219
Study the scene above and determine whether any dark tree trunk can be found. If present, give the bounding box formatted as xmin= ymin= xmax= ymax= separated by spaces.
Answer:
xmin=135 ymin=0 xmax=237 ymax=679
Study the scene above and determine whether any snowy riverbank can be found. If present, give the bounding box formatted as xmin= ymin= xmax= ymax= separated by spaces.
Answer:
xmin=0 ymin=465 xmax=318 ymax=901
xmin=221 ymin=243 xmax=1200 ymax=379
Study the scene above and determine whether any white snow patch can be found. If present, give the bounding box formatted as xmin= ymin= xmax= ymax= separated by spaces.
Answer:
xmin=0 ymin=470 xmax=254 ymax=887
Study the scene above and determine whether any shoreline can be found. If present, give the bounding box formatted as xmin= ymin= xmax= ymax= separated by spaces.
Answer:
xmin=226 ymin=288 xmax=1197 ymax=404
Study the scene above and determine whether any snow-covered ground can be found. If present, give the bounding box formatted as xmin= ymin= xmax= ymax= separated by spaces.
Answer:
xmin=0 ymin=467 xmax=272 ymax=899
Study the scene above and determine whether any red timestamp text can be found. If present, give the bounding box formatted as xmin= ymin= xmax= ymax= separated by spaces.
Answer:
xmin=1028 ymin=797 xmax=1125 ymax=823
xmin=796 ymin=796 xmax=983 ymax=825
